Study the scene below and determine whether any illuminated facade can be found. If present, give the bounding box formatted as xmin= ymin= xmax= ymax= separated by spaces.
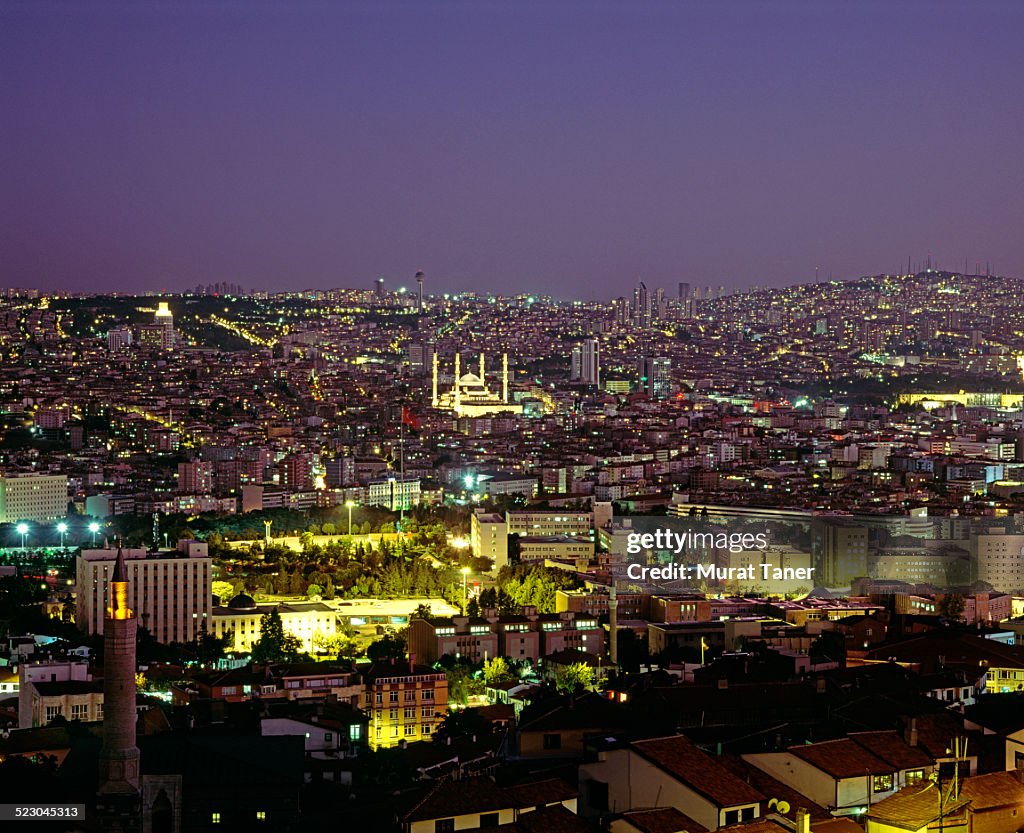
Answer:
xmin=362 ymin=662 xmax=449 ymax=750
xmin=432 ymin=352 xmax=522 ymax=417
xmin=0 ymin=473 xmax=68 ymax=523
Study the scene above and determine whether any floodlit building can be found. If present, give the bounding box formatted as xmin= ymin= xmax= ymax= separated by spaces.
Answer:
xmin=0 ymin=473 xmax=68 ymax=523
xmin=432 ymin=352 xmax=523 ymax=417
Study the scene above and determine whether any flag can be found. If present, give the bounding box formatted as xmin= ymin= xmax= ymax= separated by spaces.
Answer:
xmin=401 ymin=406 xmax=421 ymax=430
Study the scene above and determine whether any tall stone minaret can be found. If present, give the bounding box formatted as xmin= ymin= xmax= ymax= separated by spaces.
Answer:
xmin=98 ymin=547 xmax=140 ymax=796
xmin=431 ymin=352 xmax=439 ymax=407
xmin=454 ymin=353 xmax=461 ymax=410
xmin=502 ymin=353 xmax=509 ymax=403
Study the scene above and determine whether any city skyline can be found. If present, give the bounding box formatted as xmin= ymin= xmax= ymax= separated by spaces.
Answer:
xmin=4 ymin=1 xmax=1024 ymax=296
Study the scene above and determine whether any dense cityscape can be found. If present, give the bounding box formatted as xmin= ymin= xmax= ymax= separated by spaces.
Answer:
xmin=6 ymin=272 xmax=1024 ymax=830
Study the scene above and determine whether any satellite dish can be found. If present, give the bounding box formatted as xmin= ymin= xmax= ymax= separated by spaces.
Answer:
xmin=768 ymin=798 xmax=791 ymax=815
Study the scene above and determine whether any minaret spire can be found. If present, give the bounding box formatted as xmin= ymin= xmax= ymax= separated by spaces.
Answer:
xmin=453 ymin=353 xmax=461 ymax=410
xmin=98 ymin=544 xmax=140 ymax=797
xmin=502 ymin=353 xmax=509 ymax=403
xmin=431 ymin=351 xmax=439 ymax=407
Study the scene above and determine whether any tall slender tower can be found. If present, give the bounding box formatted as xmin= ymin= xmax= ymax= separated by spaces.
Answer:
xmin=479 ymin=352 xmax=485 ymax=382
xmin=609 ymin=582 xmax=619 ymax=668
xmin=453 ymin=353 xmax=461 ymax=410
xmin=154 ymin=301 xmax=175 ymax=349
xmin=416 ymin=271 xmax=425 ymax=311
xmin=98 ymin=547 xmax=140 ymax=796
xmin=502 ymin=353 xmax=509 ymax=403
xmin=431 ymin=352 xmax=439 ymax=407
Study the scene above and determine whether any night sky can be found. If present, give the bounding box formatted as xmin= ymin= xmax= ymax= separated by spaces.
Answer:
xmin=3 ymin=1 xmax=1023 ymax=298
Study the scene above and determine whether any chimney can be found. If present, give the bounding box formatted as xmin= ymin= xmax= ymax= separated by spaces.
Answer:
xmin=905 ymin=717 xmax=918 ymax=747
xmin=795 ymin=808 xmax=810 ymax=833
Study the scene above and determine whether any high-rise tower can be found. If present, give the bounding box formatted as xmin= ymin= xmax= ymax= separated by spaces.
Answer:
xmin=98 ymin=547 xmax=140 ymax=797
xmin=416 ymin=271 xmax=425 ymax=311
xmin=154 ymin=302 xmax=175 ymax=349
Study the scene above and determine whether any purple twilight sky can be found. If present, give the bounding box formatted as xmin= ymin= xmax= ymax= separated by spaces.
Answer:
xmin=3 ymin=0 xmax=1024 ymax=299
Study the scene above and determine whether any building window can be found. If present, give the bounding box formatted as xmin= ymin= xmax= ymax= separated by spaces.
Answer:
xmin=350 ymin=725 xmax=361 ymax=741
xmin=324 ymin=732 xmax=332 ymax=742
xmin=873 ymin=774 xmax=894 ymax=793
xmin=405 ymin=690 xmax=416 ymax=702
xmin=543 ymin=733 xmax=561 ymax=750
xmin=212 ymin=812 xmax=221 ymax=824
xmin=405 ymin=708 xmax=416 ymax=719
xmin=422 ymin=724 xmax=432 ymax=734
xmin=389 ymin=691 xmax=399 ymax=703
xmin=481 ymin=813 xmax=499 ymax=826
xmin=405 ymin=725 xmax=416 ymax=736
xmin=421 ymin=689 xmax=433 ymax=701
xmin=905 ymin=770 xmax=925 ymax=786
xmin=256 ymin=811 xmax=266 ymax=821
xmin=435 ymin=820 xmax=455 ymax=833
xmin=45 ymin=705 xmax=63 ymax=722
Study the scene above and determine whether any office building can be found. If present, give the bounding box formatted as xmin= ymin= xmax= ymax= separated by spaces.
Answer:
xmin=153 ymin=301 xmax=175 ymax=349
xmin=0 ymin=473 xmax=68 ymax=523
xmin=77 ymin=541 xmax=212 ymax=644
xmin=106 ymin=327 xmax=133 ymax=352
xmin=638 ymin=356 xmax=672 ymax=399
xmin=471 ymin=510 xmax=510 ymax=571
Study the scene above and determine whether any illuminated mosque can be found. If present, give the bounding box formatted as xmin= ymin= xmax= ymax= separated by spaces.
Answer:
xmin=432 ymin=352 xmax=523 ymax=417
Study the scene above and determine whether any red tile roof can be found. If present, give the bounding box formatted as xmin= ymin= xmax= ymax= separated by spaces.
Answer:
xmin=848 ymin=731 xmax=934 ymax=770
xmin=961 ymin=771 xmax=1024 ymax=811
xmin=789 ymin=738 xmax=893 ymax=778
xmin=618 ymin=807 xmax=708 ymax=833
xmin=631 ymin=735 xmax=766 ymax=807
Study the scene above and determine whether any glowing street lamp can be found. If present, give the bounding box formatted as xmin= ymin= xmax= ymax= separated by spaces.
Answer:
xmin=345 ymin=500 xmax=356 ymax=536
xmin=88 ymin=521 xmax=101 ymax=546
xmin=461 ymin=566 xmax=471 ymax=614
xmin=16 ymin=522 xmax=29 ymax=550
xmin=56 ymin=521 xmax=68 ymax=549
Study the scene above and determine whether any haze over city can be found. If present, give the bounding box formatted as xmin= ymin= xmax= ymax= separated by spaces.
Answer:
xmin=4 ymin=0 xmax=1024 ymax=297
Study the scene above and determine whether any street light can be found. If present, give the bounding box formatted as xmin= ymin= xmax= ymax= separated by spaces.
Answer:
xmin=345 ymin=500 xmax=356 ymax=536
xmin=56 ymin=522 xmax=68 ymax=549
xmin=16 ymin=522 xmax=29 ymax=550
xmin=88 ymin=521 xmax=100 ymax=546
xmin=461 ymin=566 xmax=471 ymax=614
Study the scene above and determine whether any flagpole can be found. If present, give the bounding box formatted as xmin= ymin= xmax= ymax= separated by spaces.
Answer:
xmin=399 ymin=409 xmax=405 ymax=531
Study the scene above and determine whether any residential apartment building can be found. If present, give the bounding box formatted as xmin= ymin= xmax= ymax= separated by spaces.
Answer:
xmin=362 ymin=661 xmax=448 ymax=750
xmin=407 ymin=609 xmax=603 ymax=665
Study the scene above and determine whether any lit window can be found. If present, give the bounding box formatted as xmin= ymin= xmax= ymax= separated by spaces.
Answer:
xmin=256 ymin=811 xmax=266 ymax=821
xmin=212 ymin=812 xmax=221 ymax=824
